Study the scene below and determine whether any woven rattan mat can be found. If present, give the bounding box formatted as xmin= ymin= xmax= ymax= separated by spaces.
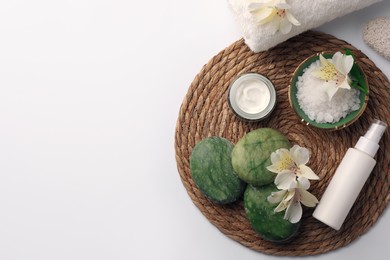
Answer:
xmin=174 ymin=31 xmax=390 ymax=256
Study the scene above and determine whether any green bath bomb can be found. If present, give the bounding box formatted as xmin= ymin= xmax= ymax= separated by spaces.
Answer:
xmin=232 ymin=128 xmax=291 ymax=187
xmin=244 ymin=184 xmax=300 ymax=242
xmin=190 ymin=137 xmax=246 ymax=204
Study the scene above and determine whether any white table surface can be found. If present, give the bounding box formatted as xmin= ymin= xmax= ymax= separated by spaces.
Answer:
xmin=0 ymin=1 xmax=389 ymax=259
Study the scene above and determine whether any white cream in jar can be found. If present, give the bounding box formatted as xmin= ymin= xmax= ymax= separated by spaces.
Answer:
xmin=228 ymin=73 xmax=276 ymax=121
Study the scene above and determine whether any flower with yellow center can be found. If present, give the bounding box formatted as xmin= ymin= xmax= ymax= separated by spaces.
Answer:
xmin=312 ymin=52 xmax=354 ymax=101
xmin=267 ymin=145 xmax=319 ymax=190
xmin=268 ymin=178 xmax=319 ymax=223
xmin=249 ymin=0 xmax=300 ymax=34
xmin=266 ymin=145 xmax=319 ymax=223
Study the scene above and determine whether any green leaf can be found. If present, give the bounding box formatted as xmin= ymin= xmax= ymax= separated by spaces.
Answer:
xmin=344 ymin=48 xmax=368 ymax=94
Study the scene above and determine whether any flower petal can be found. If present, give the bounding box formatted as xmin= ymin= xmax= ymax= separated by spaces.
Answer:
xmin=290 ymin=145 xmax=309 ymax=166
xmin=332 ymin=52 xmax=354 ymax=75
xmin=299 ymin=189 xmax=319 ymax=207
xmin=332 ymin=52 xmax=344 ymax=73
xmin=342 ymin=55 xmax=354 ymax=74
xmin=267 ymin=148 xmax=295 ymax=173
xmin=274 ymin=189 xmax=295 ymax=212
xmin=338 ymin=77 xmax=351 ymax=90
xmin=288 ymin=179 xmax=298 ymax=189
xmin=319 ymin=54 xmax=332 ymax=67
xmin=270 ymin=148 xmax=289 ymax=164
xmin=311 ymin=69 xmax=325 ymax=80
xmin=324 ymin=83 xmax=339 ymax=101
xmin=284 ymin=199 xmax=302 ymax=223
xmin=279 ymin=17 xmax=292 ymax=34
xmin=312 ymin=55 xmax=337 ymax=81
xmin=250 ymin=6 xmax=277 ymax=25
xmin=298 ymin=165 xmax=320 ymax=180
xmin=267 ymin=190 xmax=287 ymax=204
xmin=284 ymin=189 xmax=295 ymax=201
xmin=266 ymin=164 xmax=280 ymax=174
xmin=268 ymin=15 xmax=280 ymax=34
xmin=275 ymin=171 xmax=296 ymax=190
xmin=275 ymin=200 xmax=289 ymax=212
xmin=296 ymin=176 xmax=310 ymax=189
xmin=286 ymin=11 xmax=301 ymax=26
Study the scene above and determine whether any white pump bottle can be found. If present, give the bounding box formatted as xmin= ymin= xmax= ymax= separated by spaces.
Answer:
xmin=313 ymin=119 xmax=387 ymax=230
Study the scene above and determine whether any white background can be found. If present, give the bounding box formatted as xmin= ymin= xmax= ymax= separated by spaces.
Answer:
xmin=0 ymin=0 xmax=389 ymax=259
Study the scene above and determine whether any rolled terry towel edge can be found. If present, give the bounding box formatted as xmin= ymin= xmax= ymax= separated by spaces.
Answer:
xmin=228 ymin=0 xmax=383 ymax=52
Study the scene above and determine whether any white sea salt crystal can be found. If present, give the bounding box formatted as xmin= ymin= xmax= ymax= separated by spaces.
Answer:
xmin=296 ymin=60 xmax=361 ymax=124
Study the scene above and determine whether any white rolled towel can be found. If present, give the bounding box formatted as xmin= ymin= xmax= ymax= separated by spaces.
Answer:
xmin=228 ymin=0 xmax=383 ymax=52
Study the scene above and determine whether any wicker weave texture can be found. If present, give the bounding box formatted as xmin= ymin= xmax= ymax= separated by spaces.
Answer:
xmin=174 ymin=31 xmax=390 ymax=256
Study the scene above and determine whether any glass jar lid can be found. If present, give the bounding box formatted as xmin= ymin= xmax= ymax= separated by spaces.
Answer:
xmin=228 ymin=73 xmax=276 ymax=121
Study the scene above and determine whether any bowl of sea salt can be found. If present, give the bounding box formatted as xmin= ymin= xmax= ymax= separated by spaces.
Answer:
xmin=289 ymin=52 xmax=369 ymax=130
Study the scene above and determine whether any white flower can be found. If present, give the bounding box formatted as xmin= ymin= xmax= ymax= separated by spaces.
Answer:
xmin=267 ymin=145 xmax=320 ymax=223
xmin=268 ymin=179 xmax=319 ymax=223
xmin=312 ymin=52 xmax=354 ymax=101
xmin=248 ymin=0 xmax=300 ymax=35
xmin=267 ymin=145 xmax=319 ymax=190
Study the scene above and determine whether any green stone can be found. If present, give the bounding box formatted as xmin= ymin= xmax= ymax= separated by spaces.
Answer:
xmin=190 ymin=137 xmax=246 ymax=204
xmin=232 ymin=128 xmax=291 ymax=187
xmin=244 ymin=184 xmax=300 ymax=242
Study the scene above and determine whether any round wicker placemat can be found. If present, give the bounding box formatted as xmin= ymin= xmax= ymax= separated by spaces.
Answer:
xmin=174 ymin=31 xmax=390 ymax=256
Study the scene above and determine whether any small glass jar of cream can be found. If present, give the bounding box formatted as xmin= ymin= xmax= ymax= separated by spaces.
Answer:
xmin=228 ymin=73 xmax=276 ymax=121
